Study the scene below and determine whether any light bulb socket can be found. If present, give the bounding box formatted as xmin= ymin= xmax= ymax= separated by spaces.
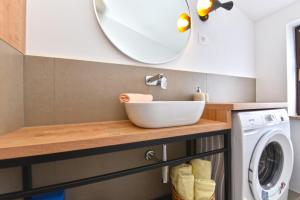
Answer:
xmin=199 ymin=15 xmax=209 ymax=22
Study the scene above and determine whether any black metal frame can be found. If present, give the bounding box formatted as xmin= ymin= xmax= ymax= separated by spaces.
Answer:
xmin=0 ymin=129 xmax=231 ymax=200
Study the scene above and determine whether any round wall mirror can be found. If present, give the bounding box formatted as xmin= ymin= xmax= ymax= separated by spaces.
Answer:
xmin=93 ymin=0 xmax=191 ymax=64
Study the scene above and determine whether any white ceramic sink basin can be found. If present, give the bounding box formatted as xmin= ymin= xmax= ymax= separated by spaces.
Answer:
xmin=124 ymin=101 xmax=205 ymax=128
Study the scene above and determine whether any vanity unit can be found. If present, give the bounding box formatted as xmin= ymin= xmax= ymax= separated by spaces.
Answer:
xmin=0 ymin=103 xmax=287 ymax=200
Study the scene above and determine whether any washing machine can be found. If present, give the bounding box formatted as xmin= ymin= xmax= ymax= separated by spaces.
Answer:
xmin=232 ymin=109 xmax=294 ymax=200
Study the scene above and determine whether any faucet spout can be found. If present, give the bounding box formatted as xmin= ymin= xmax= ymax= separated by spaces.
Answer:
xmin=146 ymin=74 xmax=164 ymax=84
xmin=145 ymin=74 xmax=167 ymax=89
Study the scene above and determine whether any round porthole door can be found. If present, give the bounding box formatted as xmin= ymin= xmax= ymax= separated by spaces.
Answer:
xmin=248 ymin=130 xmax=294 ymax=200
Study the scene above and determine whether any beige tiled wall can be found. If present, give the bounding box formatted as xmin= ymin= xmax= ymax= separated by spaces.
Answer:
xmin=21 ymin=55 xmax=255 ymax=200
xmin=0 ymin=40 xmax=24 ymax=194
xmin=24 ymin=56 xmax=255 ymax=126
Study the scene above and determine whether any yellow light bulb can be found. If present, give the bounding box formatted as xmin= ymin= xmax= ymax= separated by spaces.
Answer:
xmin=177 ymin=13 xmax=191 ymax=32
xmin=197 ymin=0 xmax=213 ymax=17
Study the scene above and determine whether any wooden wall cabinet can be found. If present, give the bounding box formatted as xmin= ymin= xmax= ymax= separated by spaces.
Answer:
xmin=0 ymin=0 xmax=26 ymax=53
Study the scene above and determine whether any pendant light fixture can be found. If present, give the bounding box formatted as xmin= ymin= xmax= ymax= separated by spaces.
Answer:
xmin=197 ymin=0 xmax=234 ymax=21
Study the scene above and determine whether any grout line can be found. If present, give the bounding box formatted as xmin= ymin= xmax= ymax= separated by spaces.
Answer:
xmin=22 ymin=54 xmax=26 ymax=126
xmin=205 ymin=73 xmax=208 ymax=93
xmin=52 ymin=58 xmax=59 ymax=184
xmin=52 ymin=58 xmax=56 ymax=125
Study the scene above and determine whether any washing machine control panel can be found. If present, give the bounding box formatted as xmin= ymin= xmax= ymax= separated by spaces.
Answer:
xmin=265 ymin=113 xmax=277 ymax=122
xmin=239 ymin=109 xmax=289 ymax=130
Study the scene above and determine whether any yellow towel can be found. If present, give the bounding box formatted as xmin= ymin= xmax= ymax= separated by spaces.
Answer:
xmin=194 ymin=179 xmax=216 ymax=200
xmin=170 ymin=164 xmax=193 ymax=186
xmin=190 ymin=159 xmax=212 ymax=179
xmin=119 ymin=93 xmax=153 ymax=103
xmin=176 ymin=173 xmax=195 ymax=200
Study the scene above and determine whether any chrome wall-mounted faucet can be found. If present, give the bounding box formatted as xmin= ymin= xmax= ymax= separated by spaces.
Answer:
xmin=145 ymin=73 xmax=167 ymax=89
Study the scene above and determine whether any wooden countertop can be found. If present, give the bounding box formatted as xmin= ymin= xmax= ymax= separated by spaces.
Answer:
xmin=0 ymin=119 xmax=230 ymax=160
xmin=0 ymin=102 xmax=286 ymax=161
xmin=202 ymin=102 xmax=288 ymax=130
xmin=205 ymin=102 xmax=288 ymax=111
xmin=289 ymin=115 xmax=300 ymax=120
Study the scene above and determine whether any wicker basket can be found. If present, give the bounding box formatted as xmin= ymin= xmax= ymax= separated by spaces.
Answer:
xmin=171 ymin=186 xmax=215 ymax=200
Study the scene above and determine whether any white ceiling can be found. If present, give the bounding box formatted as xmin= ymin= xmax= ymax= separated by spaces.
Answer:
xmin=234 ymin=0 xmax=297 ymax=21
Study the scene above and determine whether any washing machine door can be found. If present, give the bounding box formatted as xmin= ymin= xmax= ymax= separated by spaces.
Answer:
xmin=249 ymin=130 xmax=294 ymax=200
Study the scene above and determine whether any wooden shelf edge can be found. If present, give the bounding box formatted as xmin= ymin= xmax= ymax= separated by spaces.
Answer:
xmin=290 ymin=115 xmax=300 ymax=120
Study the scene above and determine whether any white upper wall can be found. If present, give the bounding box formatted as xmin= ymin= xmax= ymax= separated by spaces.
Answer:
xmin=235 ymin=0 xmax=297 ymax=21
xmin=255 ymin=2 xmax=300 ymax=193
xmin=255 ymin=1 xmax=300 ymax=103
xmin=26 ymin=0 xmax=255 ymax=78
